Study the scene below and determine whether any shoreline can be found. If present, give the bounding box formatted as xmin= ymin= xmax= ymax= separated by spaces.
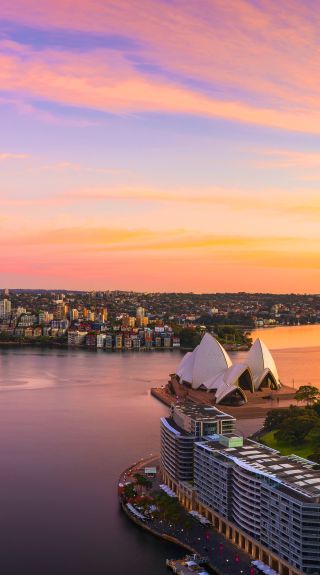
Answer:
xmin=118 ymin=455 xmax=251 ymax=575
xmin=120 ymin=501 xmax=212 ymax=571
xmin=0 ymin=341 xmax=250 ymax=352
xmin=118 ymin=457 xmax=207 ymax=566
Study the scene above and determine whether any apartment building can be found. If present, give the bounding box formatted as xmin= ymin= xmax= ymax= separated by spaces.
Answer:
xmin=160 ymin=402 xmax=235 ymax=483
xmin=173 ymin=433 xmax=320 ymax=575
xmin=67 ymin=330 xmax=88 ymax=346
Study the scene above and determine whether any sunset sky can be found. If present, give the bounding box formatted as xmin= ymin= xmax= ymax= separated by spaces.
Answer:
xmin=1 ymin=0 xmax=320 ymax=292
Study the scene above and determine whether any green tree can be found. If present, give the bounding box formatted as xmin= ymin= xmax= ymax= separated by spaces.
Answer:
xmin=133 ymin=473 xmax=152 ymax=490
xmin=307 ymin=422 xmax=320 ymax=443
xmin=123 ymin=483 xmax=136 ymax=500
xmin=295 ymin=385 xmax=320 ymax=405
xmin=264 ymin=409 xmax=289 ymax=430
xmin=275 ymin=415 xmax=318 ymax=445
xmin=179 ymin=328 xmax=201 ymax=350
xmin=313 ymin=402 xmax=320 ymax=417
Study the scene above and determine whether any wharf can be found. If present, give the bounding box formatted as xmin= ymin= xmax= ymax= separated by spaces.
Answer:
xmin=166 ymin=555 xmax=209 ymax=575
xmin=119 ymin=456 xmax=252 ymax=575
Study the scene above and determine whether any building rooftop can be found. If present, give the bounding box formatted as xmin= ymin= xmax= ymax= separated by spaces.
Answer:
xmin=173 ymin=401 xmax=235 ymax=421
xmin=196 ymin=435 xmax=320 ymax=502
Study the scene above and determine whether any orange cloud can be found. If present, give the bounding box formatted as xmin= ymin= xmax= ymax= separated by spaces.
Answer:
xmin=60 ymin=186 xmax=320 ymax=221
xmin=256 ymin=149 xmax=320 ymax=168
xmin=1 ymin=225 xmax=319 ymax=257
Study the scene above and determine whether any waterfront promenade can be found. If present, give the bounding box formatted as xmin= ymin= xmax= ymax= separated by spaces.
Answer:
xmin=119 ymin=457 xmax=252 ymax=575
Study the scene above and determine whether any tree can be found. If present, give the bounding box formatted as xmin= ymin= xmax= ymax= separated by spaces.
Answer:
xmin=275 ymin=415 xmax=318 ymax=445
xmin=295 ymin=385 xmax=320 ymax=405
xmin=179 ymin=328 xmax=201 ymax=350
xmin=123 ymin=483 xmax=136 ymax=500
xmin=133 ymin=473 xmax=152 ymax=490
xmin=264 ymin=405 xmax=309 ymax=431
xmin=264 ymin=409 xmax=289 ymax=430
xmin=313 ymin=402 xmax=320 ymax=417
xmin=307 ymin=422 xmax=320 ymax=443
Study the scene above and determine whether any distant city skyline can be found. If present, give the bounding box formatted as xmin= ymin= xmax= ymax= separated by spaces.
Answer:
xmin=1 ymin=1 xmax=320 ymax=291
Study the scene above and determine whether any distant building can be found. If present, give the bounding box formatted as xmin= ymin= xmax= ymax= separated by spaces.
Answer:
xmin=0 ymin=298 xmax=11 ymax=319
xmin=71 ymin=308 xmax=79 ymax=321
xmin=100 ymin=307 xmax=108 ymax=322
xmin=86 ymin=333 xmax=97 ymax=347
xmin=68 ymin=331 xmax=87 ymax=346
xmin=97 ymin=333 xmax=106 ymax=348
xmin=39 ymin=310 xmax=52 ymax=325
xmin=18 ymin=314 xmax=36 ymax=327
xmin=136 ymin=306 xmax=145 ymax=327
xmin=55 ymin=303 xmax=68 ymax=320
xmin=105 ymin=334 xmax=113 ymax=349
xmin=16 ymin=307 xmax=27 ymax=317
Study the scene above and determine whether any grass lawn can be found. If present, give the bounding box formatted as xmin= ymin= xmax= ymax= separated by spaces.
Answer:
xmin=260 ymin=430 xmax=317 ymax=459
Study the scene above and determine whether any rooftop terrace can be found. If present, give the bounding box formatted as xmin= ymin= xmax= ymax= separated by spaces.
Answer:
xmin=173 ymin=401 xmax=235 ymax=421
xmin=196 ymin=436 xmax=320 ymax=502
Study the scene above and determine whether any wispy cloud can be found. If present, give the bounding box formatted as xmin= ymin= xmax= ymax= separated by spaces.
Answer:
xmin=0 ymin=31 xmax=320 ymax=132
xmin=0 ymin=224 xmax=317 ymax=253
xmin=256 ymin=149 xmax=320 ymax=169
xmin=0 ymin=152 xmax=29 ymax=160
xmin=60 ymin=185 xmax=320 ymax=220
xmin=1 ymin=1 xmax=320 ymax=132
xmin=2 ymin=184 xmax=320 ymax=224
xmin=33 ymin=162 xmax=123 ymax=174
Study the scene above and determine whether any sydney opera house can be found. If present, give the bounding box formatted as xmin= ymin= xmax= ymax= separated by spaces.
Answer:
xmin=170 ymin=333 xmax=281 ymax=406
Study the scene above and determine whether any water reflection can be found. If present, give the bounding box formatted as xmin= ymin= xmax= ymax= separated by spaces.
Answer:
xmin=0 ymin=326 xmax=318 ymax=574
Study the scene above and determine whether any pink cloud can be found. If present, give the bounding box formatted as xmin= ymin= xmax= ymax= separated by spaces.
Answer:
xmin=0 ymin=44 xmax=320 ymax=133
xmin=0 ymin=2 xmax=319 ymax=103
xmin=0 ymin=152 xmax=28 ymax=160
xmin=0 ymin=2 xmax=320 ymax=131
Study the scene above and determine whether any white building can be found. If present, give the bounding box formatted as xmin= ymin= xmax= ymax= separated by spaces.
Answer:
xmin=174 ymin=333 xmax=281 ymax=405
xmin=97 ymin=333 xmax=106 ymax=348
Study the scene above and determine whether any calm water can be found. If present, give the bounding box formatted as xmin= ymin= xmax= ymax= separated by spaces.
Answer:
xmin=0 ymin=325 xmax=319 ymax=574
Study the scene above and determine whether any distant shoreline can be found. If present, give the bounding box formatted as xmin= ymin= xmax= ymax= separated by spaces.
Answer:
xmin=0 ymin=341 xmax=250 ymax=353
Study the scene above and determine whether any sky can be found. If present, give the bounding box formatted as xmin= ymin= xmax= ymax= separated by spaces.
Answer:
xmin=1 ymin=0 xmax=320 ymax=292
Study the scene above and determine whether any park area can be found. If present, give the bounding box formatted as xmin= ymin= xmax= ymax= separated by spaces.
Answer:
xmin=259 ymin=385 xmax=320 ymax=463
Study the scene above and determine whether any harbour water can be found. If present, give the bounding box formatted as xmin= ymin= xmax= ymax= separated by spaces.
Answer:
xmin=0 ymin=325 xmax=319 ymax=574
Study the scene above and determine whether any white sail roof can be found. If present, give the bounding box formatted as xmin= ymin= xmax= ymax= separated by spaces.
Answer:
xmin=175 ymin=334 xmax=281 ymax=402
xmin=176 ymin=350 xmax=196 ymax=383
xmin=203 ymin=363 xmax=247 ymax=391
xmin=176 ymin=333 xmax=232 ymax=389
xmin=246 ymin=338 xmax=280 ymax=389
xmin=192 ymin=333 xmax=232 ymax=388
xmin=205 ymin=364 xmax=249 ymax=403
